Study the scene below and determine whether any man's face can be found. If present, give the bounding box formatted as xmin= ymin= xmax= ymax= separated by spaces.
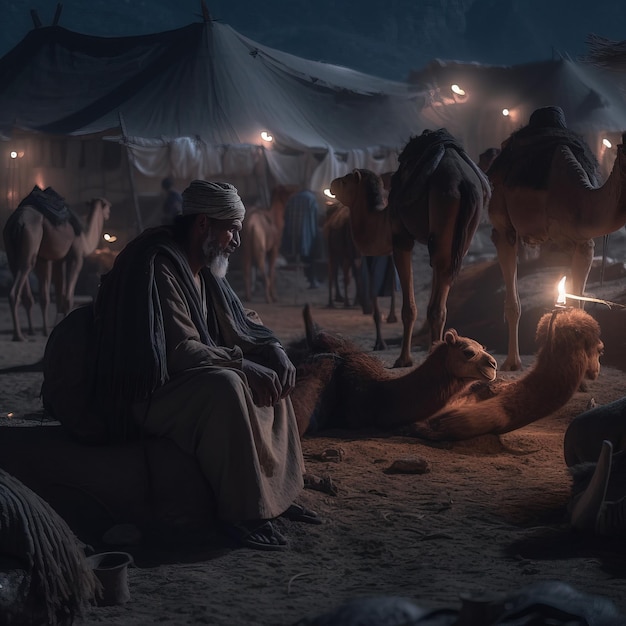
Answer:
xmin=201 ymin=218 xmax=242 ymax=278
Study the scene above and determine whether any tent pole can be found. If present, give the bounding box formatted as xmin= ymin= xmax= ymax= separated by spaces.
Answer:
xmin=118 ymin=112 xmax=143 ymax=234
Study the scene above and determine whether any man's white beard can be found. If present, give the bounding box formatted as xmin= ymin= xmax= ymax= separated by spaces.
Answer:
xmin=202 ymin=235 xmax=229 ymax=278
xmin=209 ymin=254 xmax=229 ymax=278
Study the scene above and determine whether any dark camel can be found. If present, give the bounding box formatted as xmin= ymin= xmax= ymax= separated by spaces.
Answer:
xmin=331 ymin=129 xmax=491 ymax=367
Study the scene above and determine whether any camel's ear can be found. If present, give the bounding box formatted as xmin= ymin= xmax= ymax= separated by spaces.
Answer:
xmin=352 ymin=169 xmax=362 ymax=182
xmin=444 ymin=329 xmax=458 ymax=345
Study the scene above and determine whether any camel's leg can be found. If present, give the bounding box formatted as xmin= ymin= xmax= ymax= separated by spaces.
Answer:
xmin=386 ymin=260 xmax=398 ymax=323
xmin=62 ymin=251 xmax=84 ymax=318
xmin=51 ymin=260 xmax=67 ymax=321
xmin=492 ymin=227 xmax=522 ymax=371
xmin=427 ymin=268 xmax=451 ymax=344
xmin=392 ymin=246 xmax=416 ymax=368
xmin=570 ymin=239 xmax=595 ymax=304
xmin=372 ymin=296 xmax=387 ymax=351
xmin=7 ymin=267 xmax=33 ymax=341
xmin=267 ymin=248 xmax=279 ymax=303
xmin=242 ymin=257 xmax=252 ymax=301
xmin=34 ymin=258 xmax=52 ymax=336
xmin=341 ymin=260 xmax=351 ymax=308
xmin=326 ymin=255 xmax=336 ymax=308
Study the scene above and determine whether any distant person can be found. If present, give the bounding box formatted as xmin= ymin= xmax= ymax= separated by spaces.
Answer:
xmin=161 ymin=177 xmax=183 ymax=225
xmin=280 ymin=189 xmax=322 ymax=289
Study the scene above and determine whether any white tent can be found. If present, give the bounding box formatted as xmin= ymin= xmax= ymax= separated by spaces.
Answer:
xmin=0 ymin=13 xmax=429 ymax=219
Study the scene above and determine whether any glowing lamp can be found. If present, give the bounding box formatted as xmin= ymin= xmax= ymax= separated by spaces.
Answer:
xmin=602 ymin=138 xmax=612 ymax=148
xmin=103 ymin=233 xmax=117 ymax=243
xmin=556 ymin=276 xmax=567 ymax=307
xmin=10 ymin=151 xmax=17 ymax=159
xmin=502 ymin=109 xmax=510 ymax=117
xmin=451 ymin=84 xmax=465 ymax=96
xmin=260 ymin=131 xmax=273 ymax=142
xmin=323 ymin=188 xmax=335 ymax=199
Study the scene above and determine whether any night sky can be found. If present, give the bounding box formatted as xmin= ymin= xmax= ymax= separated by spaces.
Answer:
xmin=3 ymin=0 xmax=626 ymax=80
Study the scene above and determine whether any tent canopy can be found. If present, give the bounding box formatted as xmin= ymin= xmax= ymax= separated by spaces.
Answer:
xmin=0 ymin=18 xmax=426 ymax=153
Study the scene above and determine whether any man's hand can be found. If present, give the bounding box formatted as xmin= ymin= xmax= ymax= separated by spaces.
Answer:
xmin=268 ymin=345 xmax=296 ymax=398
xmin=242 ymin=359 xmax=282 ymax=407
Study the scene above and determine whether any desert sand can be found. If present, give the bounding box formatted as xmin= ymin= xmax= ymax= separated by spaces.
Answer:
xmin=1 ymin=240 xmax=626 ymax=625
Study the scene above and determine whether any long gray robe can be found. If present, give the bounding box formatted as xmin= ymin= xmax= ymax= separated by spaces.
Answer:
xmin=132 ymin=255 xmax=304 ymax=522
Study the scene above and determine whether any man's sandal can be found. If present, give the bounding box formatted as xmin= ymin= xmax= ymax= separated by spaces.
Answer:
xmin=281 ymin=503 xmax=322 ymax=525
xmin=224 ymin=520 xmax=288 ymax=551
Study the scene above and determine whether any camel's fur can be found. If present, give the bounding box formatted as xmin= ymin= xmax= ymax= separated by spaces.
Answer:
xmin=330 ymin=129 xmax=491 ymax=367
xmin=410 ymin=308 xmax=604 ymax=441
xmin=239 ymin=185 xmax=300 ymax=302
xmin=290 ymin=304 xmax=497 ymax=436
xmin=488 ymin=106 xmax=626 ymax=371
xmin=3 ymin=197 xmax=111 ymax=341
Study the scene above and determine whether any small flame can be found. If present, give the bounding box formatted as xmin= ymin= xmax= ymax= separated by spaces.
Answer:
xmin=451 ymin=84 xmax=465 ymax=96
xmin=556 ymin=276 xmax=567 ymax=306
xmin=260 ymin=131 xmax=273 ymax=142
xmin=602 ymin=138 xmax=612 ymax=149
xmin=323 ymin=188 xmax=335 ymax=199
xmin=103 ymin=233 xmax=117 ymax=243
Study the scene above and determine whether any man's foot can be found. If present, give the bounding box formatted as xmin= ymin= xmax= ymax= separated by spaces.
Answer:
xmin=280 ymin=503 xmax=322 ymax=524
xmin=223 ymin=520 xmax=288 ymax=551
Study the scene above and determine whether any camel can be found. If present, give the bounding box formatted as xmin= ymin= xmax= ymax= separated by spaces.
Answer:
xmin=409 ymin=308 xmax=604 ymax=441
xmin=487 ymin=105 xmax=626 ymax=371
xmin=323 ymin=201 xmax=361 ymax=308
xmin=239 ymin=185 xmax=299 ymax=303
xmin=323 ymin=201 xmax=397 ymax=350
xmin=289 ymin=304 xmax=497 ymax=436
xmin=330 ymin=128 xmax=491 ymax=367
xmin=3 ymin=192 xmax=111 ymax=341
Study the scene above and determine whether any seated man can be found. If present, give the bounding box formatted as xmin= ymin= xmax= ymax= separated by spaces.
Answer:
xmin=92 ymin=180 xmax=318 ymax=550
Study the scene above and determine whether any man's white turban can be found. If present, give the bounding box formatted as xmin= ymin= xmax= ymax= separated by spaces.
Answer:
xmin=181 ymin=180 xmax=245 ymax=221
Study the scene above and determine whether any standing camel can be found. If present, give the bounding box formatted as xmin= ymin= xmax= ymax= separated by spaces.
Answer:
xmin=488 ymin=106 xmax=626 ymax=370
xmin=331 ymin=129 xmax=491 ymax=367
xmin=323 ymin=201 xmax=361 ymax=308
xmin=239 ymin=185 xmax=299 ymax=303
xmin=3 ymin=191 xmax=111 ymax=341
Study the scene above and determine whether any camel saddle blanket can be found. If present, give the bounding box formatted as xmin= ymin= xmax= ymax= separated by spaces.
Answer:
xmin=18 ymin=185 xmax=82 ymax=235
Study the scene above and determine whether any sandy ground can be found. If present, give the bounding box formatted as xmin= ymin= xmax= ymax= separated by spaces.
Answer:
xmin=1 ymin=242 xmax=626 ymax=625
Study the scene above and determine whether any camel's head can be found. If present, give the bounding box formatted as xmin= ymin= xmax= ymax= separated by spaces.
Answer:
xmin=330 ymin=169 xmax=386 ymax=212
xmin=89 ymin=197 xmax=112 ymax=221
xmin=536 ymin=309 xmax=603 ymax=381
xmin=436 ymin=329 xmax=497 ymax=382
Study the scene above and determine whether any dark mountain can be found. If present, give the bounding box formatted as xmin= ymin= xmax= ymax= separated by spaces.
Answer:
xmin=3 ymin=0 xmax=626 ymax=80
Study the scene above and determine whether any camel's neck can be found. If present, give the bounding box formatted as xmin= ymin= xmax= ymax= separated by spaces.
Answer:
xmin=556 ymin=147 xmax=626 ymax=239
xmin=378 ymin=347 xmax=467 ymax=428
xmin=497 ymin=353 xmax=586 ymax=433
xmin=81 ymin=206 xmax=105 ymax=255
xmin=349 ymin=199 xmax=393 ymax=257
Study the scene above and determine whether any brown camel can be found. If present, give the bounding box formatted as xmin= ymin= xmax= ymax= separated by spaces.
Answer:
xmin=289 ymin=304 xmax=497 ymax=436
xmin=488 ymin=106 xmax=626 ymax=370
xmin=323 ymin=201 xmax=361 ymax=308
xmin=331 ymin=130 xmax=490 ymax=367
xmin=239 ymin=185 xmax=299 ymax=302
xmin=3 ymin=195 xmax=111 ymax=341
xmin=409 ymin=308 xmax=603 ymax=441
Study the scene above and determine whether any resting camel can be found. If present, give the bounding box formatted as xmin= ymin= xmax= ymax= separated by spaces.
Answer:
xmin=331 ymin=129 xmax=491 ymax=367
xmin=239 ymin=185 xmax=299 ymax=302
xmin=3 ymin=193 xmax=111 ymax=341
xmin=289 ymin=304 xmax=497 ymax=436
xmin=410 ymin=308 xmax=603 ymax=441
xmin=488 ymin=106 xmax=626 ymax=370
